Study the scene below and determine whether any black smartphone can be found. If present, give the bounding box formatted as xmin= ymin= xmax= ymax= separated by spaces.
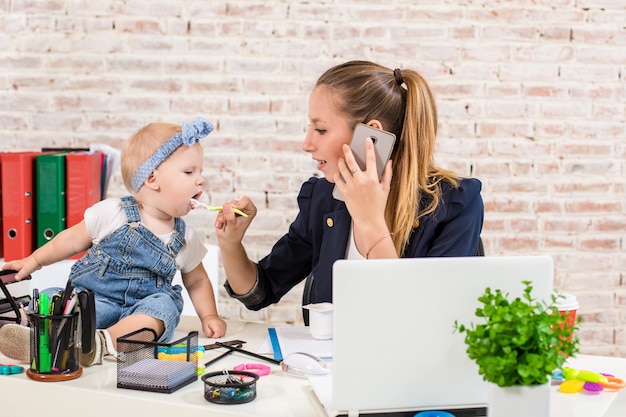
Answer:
xmin=332 ymin=123 xmax=396 ymax=201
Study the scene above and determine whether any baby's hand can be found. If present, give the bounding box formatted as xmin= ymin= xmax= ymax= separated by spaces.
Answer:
xmin=200 ymin=315 xmax=227 ymax=339
xmin=2 ymin=255 xmax=42 ymax=280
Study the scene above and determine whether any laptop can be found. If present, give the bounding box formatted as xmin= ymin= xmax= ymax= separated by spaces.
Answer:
xmin=309 ymin=256 xmax=554 ymax=417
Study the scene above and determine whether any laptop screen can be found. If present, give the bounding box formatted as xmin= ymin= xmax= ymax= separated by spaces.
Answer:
xmin=328 ymin=256 xmax=554 ymax=416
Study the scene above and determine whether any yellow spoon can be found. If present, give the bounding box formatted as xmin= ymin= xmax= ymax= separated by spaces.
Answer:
xmin=189 ymin=198 xmax=249 ymax=217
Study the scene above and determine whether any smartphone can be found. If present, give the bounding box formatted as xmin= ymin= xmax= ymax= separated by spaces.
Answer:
xmin=332 ymin=123 xmax=396 ymax=201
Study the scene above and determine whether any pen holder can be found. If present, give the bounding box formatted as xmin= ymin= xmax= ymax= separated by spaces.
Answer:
xmin=26 ymin=311 xmax=83 ymax=381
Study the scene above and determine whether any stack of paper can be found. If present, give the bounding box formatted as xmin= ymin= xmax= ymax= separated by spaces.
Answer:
xmin=118 ymin=358 xmax=196 ymax=391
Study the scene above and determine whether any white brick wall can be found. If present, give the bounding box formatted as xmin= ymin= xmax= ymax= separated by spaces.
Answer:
xmin=1 ymin=1 xmax=624 ymax=356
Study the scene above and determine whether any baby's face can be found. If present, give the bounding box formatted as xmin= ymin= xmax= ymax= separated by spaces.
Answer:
xmin=154 ymin=143 xmax=205 ymax=217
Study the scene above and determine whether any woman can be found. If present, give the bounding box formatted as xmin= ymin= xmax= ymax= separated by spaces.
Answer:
xmin=215 ymin=60 xmax=483 ymax=311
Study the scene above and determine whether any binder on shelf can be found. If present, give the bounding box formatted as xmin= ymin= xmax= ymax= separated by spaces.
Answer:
xmin=65 ymin=150 xmax=104 ymax=259
xmin=66 ymin=150 xmax=103 ymax=227
xmin=1 ymin=152 xmax=41 ymax=261
xmin=41 ymin=147 xmax=90 ymax=152
xmin=35 ymin=153 xmax=67 ymax=248
xmin=0 ymin=153 xmax=3 ymax=258
xmin=89 ymin=143 xmax=121 ymax=200
xmin=100 ymin=154 xmax=109 ymax=200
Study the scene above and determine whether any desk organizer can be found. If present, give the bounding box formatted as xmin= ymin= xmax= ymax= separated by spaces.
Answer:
xmin=117 ymin=328 xmax=198 ymax=393
xmin=202 ymin=370 xmax=259 ymax=404
xmin=0 ymin=270 xmax=31 ymax=325
xmin=26 ymin=310 xmax=82 ymax=381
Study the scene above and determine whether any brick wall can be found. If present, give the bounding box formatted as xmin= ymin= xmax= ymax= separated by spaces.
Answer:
xmin=1 ymin=1 xmax=624 ymax=356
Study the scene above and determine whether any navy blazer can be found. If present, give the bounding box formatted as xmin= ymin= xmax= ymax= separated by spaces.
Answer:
xmin=226 ymin=176 xmax=483 ymax=310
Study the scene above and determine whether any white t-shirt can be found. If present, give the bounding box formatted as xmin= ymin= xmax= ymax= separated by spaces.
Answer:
xmin=345 ymin=222 xmax=366 ymax=260
xmin=84 ymin=198 xmax=206 ymax=274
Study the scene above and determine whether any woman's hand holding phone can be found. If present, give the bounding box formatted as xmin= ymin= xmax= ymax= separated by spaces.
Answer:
xmin=332 ymin=123 xmax=395 ymax=202
xmin=338 ymin=137 xmax=395 ymax=259
xmin=336 ymin=138 xmax=393 ymax=227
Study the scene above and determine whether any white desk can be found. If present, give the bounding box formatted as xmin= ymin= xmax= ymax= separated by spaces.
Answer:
xmin=1 ymin=317 xmax=625 ymax=417
xmin=1 ymin=317 xmax=326 ymax=417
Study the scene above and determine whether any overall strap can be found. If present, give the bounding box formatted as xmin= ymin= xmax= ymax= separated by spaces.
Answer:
xmin=120 ymin=195 xmax=141 ymax=224
xmin=167 ymin=217 xmax=187 ymax=256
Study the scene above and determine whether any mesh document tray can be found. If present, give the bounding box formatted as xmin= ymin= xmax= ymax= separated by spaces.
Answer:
xmin=0 ymin=270 xmax=31 ymax=324
xmin=117 ymin=328 xmax=198 ymax=393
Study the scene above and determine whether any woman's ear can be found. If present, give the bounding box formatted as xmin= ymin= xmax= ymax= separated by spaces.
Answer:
xmin=366 ymin=119 xmax=384 ymax=131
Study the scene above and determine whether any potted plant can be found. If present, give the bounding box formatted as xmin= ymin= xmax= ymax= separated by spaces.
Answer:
xmin=455 ymin=280 xmax=580 ymax=417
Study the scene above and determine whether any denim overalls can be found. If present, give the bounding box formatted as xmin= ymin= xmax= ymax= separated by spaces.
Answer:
xmin=69 ymin=196 xmax=185 ymax=342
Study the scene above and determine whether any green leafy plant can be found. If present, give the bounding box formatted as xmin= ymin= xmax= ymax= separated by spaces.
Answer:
xmin=455 ymin=280 xmax=580 ymax=387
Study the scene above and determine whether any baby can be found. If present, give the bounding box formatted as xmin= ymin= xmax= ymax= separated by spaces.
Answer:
xmin=0 ymin=117 xmax=226 ymax=365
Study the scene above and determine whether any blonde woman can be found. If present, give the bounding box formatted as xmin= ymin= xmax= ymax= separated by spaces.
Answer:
xmin=216 ymin=61 xmax=483 ymax=313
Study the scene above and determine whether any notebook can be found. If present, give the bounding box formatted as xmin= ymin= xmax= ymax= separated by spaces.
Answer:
xmin=268 ymin=326 xmax=333 ymax=360
xmin=118 ymin=358 xmax=196 ymax=392
xmin=309 ymin=256 xmax=554 ymax=417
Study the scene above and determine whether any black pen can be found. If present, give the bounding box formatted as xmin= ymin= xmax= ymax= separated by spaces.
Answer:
xmin=51 ymin=320 xmax=72 ymax=372
xmin=61 ymin=280 xmax=74 ymax=307
xmin=32 ymin=288 xmax=39 ymax=313
xmin=31 ymin=289 xmax=40 ymax=370
xmin=203 ymin=340 xmax=244 ymax=368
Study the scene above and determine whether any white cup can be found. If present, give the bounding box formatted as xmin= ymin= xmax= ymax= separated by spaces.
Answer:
xmin=555 ymin=292 xmax=578 ymax=308
xmin=303 ymin=303 xmax=333 ymax=340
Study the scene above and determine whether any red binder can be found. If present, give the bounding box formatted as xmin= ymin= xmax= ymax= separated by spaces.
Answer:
xmin=0 ymin=153 xmax=3 ymax=258
xmin=66 ymin=151 xmax=104 ymax=259
xmin=1 ymin=152 xmax=40 ymax=261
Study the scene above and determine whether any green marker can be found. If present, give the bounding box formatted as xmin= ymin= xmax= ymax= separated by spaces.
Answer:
xmin=38 ymin=293 xmax=52 ymax=373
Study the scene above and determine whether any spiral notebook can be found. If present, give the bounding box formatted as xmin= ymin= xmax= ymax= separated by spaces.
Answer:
xmin=310 ymin=256 xmax=554 ymax=417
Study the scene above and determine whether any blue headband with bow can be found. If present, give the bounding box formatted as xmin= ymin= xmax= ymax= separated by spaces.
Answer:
xmin=130 ymin=116 xmax=214 ymax=193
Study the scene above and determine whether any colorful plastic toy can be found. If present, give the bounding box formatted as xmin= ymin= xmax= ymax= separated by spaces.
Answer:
xmin=156 ymin=343 xmax=206 ymax=375
xmin=157 ymin=344 xmax=205 ymax=362
xmin=233 ymin=363 xmax=271 ymax=376
xmin=0 ymin=364 xmax=24 ymax=375
xmin=554 ymin=367 xmax=626 ymax=394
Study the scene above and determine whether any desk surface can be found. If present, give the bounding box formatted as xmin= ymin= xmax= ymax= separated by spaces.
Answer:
xmin=1 ymin=317 xmax=326 ymax=417
xmin=1 ymin=317 xmax=625 ymax=417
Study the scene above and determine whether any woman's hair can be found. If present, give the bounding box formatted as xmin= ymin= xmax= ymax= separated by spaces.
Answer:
xmin=315 ymin=60 xmax=459 ymax=256
xmin=120 ymin=122 xmax=181 ymax=193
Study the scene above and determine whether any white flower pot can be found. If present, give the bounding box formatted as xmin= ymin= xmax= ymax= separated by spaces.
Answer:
xmin=488 ymin=382 xmax=550 ymax=417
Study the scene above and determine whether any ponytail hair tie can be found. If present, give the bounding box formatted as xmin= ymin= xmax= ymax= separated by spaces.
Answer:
xmin=393 ymin=68 xmax=404 ymax=86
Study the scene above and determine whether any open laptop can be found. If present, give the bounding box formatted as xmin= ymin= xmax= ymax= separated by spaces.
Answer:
xmin=309 ymin=256 xmax=554 ymax=417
